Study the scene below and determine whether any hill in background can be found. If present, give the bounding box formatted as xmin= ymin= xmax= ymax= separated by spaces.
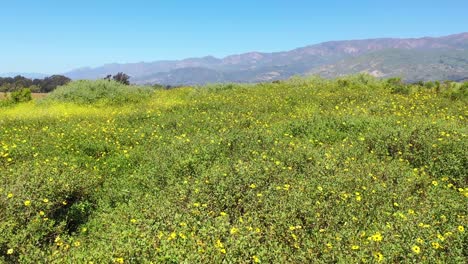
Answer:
xmin=62 ymin=32 xmax=468 ymax=85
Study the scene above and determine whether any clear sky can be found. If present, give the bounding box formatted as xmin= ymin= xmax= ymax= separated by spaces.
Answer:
xmin=1 ymin=0 xmax=467 ymax=74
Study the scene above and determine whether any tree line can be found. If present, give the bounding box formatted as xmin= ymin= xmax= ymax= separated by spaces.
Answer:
xmin=0 ymin=75 xmax=71 ymax=93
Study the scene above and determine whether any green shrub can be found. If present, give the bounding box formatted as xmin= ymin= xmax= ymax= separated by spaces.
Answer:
xmin=385 ymin=77 xmax=410 ymax=94
xmin=9 ymin=88 xmax=32 ymax=103
xmin=46 ymin=80 xmax=154 ymax=105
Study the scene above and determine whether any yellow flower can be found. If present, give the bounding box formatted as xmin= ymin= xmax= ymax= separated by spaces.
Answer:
xmin=351 ymin=245 xmax=360 ymax=250
xmin=431 ymin=181 xmax=438 ymax=186
xmin=458 ymin=226 xmax=464 ymax=232
xmin=7 ymin=193 xmax=13 ymax=198
xmin=252 ymin=255 xmax=260 ymax=263
xmin=411 ymin=245 xmax=421 ymax=254
xmin=169 ymin=232 xmax=177 ymax=240
xmin=431 ymin=242 xmax=441 ymax=249
xmin=370 ymin=232 xmax=383 ymax=242
xmin=115 ymin=258 xmax=124 ymax=263
xmin=220 ymin=248 xmax=226 ymax=254
xmin=249 ymin=183 xmax=256 ymax=189
xmin=373 ymin=252 xmax=384 ymax=262
xmin=24 ymin=200 xmax=31 ymax=206
xmin=437 ymin=233 xmax=445 ymax=241
xmin=230 ymin=227 xmax=238 ymax=235
xmin=416 ymin=237 xmax=424 ymax=244
xmin=7 ymin=248 xmax=13 ymax=255
xmin=130 ymin=218 xmax=137 ymax=223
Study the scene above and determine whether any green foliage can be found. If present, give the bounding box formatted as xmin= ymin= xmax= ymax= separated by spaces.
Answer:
xmin=0 ymin=75 xmax=70 ymax=93
xmin=9 ymin=88 xmax=32 ymax=103
xmin=0 ymin=76 xmax=466 ymax=263
xmin=439 ymin=82 xmax=468 ymax=102
xmin=386 ymin=77 xmax=410 ymax=94
xmin=46 ymin=80 xmax=154 ymax=105
xmin=112 ymin=72 xmax=131 ymax=85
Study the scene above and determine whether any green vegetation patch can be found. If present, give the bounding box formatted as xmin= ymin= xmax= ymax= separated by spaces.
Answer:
xmin=46 ymin=80 xmax=154 ymax=105
xmin=0 ymin=76 xmax=466 ymax=263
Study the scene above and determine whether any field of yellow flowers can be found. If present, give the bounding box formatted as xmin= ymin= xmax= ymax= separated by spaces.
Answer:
xmin=0 ymin=77 xmax=466 ymax=263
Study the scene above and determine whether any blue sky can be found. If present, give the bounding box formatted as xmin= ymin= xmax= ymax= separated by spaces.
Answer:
xmin=1 ymin=0 xmax=467 ymax=74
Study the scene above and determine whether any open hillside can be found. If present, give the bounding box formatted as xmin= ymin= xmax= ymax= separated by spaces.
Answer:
xmin=0 ymin=77 xmax=467 ymax=262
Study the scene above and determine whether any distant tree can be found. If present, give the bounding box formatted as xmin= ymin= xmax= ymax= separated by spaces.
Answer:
xmin=104 ymin=74 xmax=112 ymax=81
xmin=40 ymin=75 xmax=71 ymax=93
xmin=12 ymin=75 xmax=33 ymax=91
xmin=0 ymin=84 xmax=9 ymax=93
xmin=113 ymin=72 xmax=130 ymax=85
xmin=32 ymin=78 xmax=43 ymax=87
xmin=29 ymin=85 xmax=41 ymax=93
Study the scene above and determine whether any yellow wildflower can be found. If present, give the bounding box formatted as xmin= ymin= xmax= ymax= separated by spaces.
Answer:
xmin=411 ymin=245 xmax=421 ymax=254
xmin=373 ymin=252 xmax=384 ymax=262
xmin=431 ymin=242 xmax=441 ymax=249
xmin=230 ymin=227 xmax=239 ymax=235
xmin=370 ymin=232 xmax=383 ymax=242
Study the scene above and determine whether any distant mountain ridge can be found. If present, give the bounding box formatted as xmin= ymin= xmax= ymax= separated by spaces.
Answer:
xmin=63 ymin=32 xmax=468 ymax=85
xmin=0 ymin=72 xmax=49 ymax=79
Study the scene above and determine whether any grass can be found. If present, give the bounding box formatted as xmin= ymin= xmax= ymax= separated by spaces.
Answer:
xmin=0 ymin=76 xmax=466 ymax=263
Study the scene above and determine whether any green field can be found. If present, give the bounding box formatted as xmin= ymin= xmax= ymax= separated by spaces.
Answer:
xmin=0 ymin=77 xmax=467 ymax=263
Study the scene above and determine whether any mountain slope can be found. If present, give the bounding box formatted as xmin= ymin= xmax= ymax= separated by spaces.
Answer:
xmin=309 ymin=49 xmax=468 ymax=81
xmin=64 ymin=32 xmax=468 ymax=84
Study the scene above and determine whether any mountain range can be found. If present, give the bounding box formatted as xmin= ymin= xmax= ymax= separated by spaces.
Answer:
xmin=5 ymin=33 xmax=468 ymax=85
xmin=0 ymin=72 xmax=49 ymax=79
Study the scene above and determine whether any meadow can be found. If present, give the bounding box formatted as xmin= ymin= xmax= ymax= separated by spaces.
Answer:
xmin=0 ymin=77 xmax=466 ymax=263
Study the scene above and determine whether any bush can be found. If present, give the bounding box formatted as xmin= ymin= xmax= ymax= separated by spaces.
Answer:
xmin=46 ymin=80 xmax=154 ymax=105
xmin=385 ymin=77 xmax=410 ymax=94
xmin=9 ymin=88 xmax=32 ymax=103
xmin=442 ymin=82 xmax=468 ymax=101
